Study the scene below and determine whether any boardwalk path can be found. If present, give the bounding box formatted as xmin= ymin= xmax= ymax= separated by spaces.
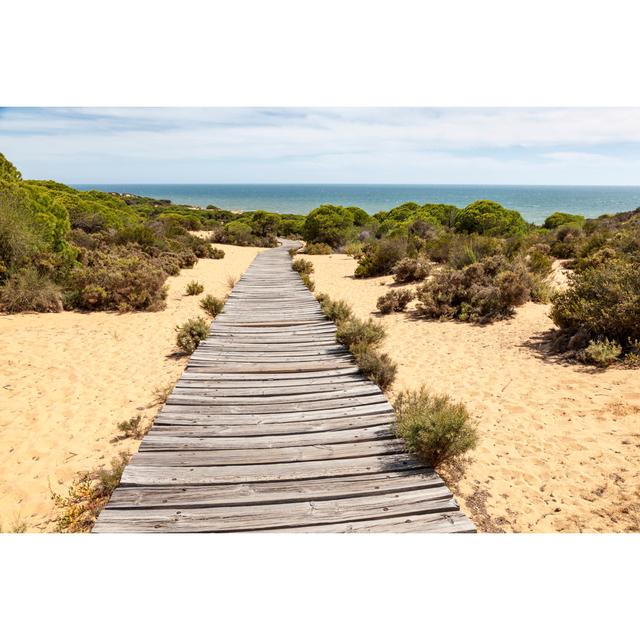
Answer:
xmin=94 ymin=243 xmax=475 ymax=532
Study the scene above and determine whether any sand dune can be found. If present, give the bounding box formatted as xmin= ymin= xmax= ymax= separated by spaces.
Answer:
xmin=305 ymin=253 xmax=640 ymax=532
xmin=0 ymin=244 xmax=263 ymax=532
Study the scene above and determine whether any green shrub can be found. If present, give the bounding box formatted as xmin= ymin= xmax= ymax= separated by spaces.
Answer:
xmin=224 ymin=221 xmax=254 ymax=246
xmin=455 ymin=200 xmax=529 ymax=237
xmin=544 ymin=212 xmax=585 ymax=229
xmin=318 ymin=296 xmax=353 ymax=322
xmin=288 ymin=247 xmax=299 ymax=258
xmin=0 ymin=267 xmax=63 ymax=312
xmin=395 ymin=387 xmax=478 ymax=468
xmin=354 ymin=237 xmax=407 ymax=278
xmin=210 ymin=247 xmax=225 ymax=259
xmin=292 ymin=257 xmax=314 ymax=275
xmin=117 ymin=415 xmax=143 ymax=438
xmin=336 ymin=317 xmax=386 ymax=349
xmin=200 ymin=294 xmax=225 ymax=317
xmin=344 ymin=241 xmax=365 ymax=259
xmin=176 ymin=316 xmax=209 ymax=354
xmin=376 ymin=289 xmax=414 ymax=314
xmin=351 ymin=344 xmax=397 ymax=391
xmin=583 ymin=338 xmax=622 ymax=367
xmin=550 ymin=256 xmax=640 ymax=352
xmin=527 ymin=245 xmax=554 ymax=276
xmin=303 ymin=204 xmax=358 ymax=248
xmin=304 ymin=242 xmax=332 ymax=255
xmin=68 ymin=246 xmax=168 ymax=311
xmin=185 ymin=280 xmax=204 ymax=295
xmin=393 ymin=257 xmax=430 ymax=283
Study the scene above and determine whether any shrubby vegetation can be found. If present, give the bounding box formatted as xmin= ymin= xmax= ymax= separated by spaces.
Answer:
xmin=376 ymin=289 xmax=414 ymax=314
xmin=175 ymin=316 xmax=210 ymax=354
xmin=303 ymin=242 xmax=332 ymax=255
xmin=200 ymin=294 xmax=225 ymax=317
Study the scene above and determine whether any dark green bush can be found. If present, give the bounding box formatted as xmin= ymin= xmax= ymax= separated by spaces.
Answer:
xmin=200 ymin=294 xmax=225 ymax=317
xmin=185 ymin=280 xmax=204 ymax=295
xmin=351 ymin=344 xmax=397 ymax=391
xmin=395 ymin=387 xmax=478 ymax=468
xmin=393 ymin=257 xmax=430 ymax=283
xmin=336 ymin=317 xmax=386 ymax=349
xmin=303 ymin=204 xmax=359 ymax=248
xmin=376 ymin=289 xmax=414 ymax=314
xmin=176 ymin=316 xmax=209 ymax=354
xmin=544 ymin=212 xmax=585 ymax=229
xmin=455 ymin=200 xmax=529 ymax=237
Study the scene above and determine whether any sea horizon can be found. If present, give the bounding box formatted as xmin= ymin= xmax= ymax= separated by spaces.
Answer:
xmin=72 ymin=183 xmax=640 ymax=224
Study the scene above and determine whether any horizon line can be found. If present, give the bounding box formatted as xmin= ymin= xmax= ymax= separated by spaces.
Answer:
xmin=68 ymin=182 xmax=640 ymax=188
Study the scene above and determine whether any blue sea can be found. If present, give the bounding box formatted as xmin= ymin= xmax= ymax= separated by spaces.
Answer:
xmin=72 ymin=184 xmax=640 ymax=225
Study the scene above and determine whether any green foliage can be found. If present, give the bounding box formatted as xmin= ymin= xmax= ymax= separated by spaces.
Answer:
xmin=292 ymin=257 xmax=314 ymax=275
xmin=351 ymin=344 xmax=397 ymax=391
xmin=0 ymin=267 xmax=63 ymax=312
xmin=185 ymin=280 xmax=204 ymax=295
xmin=544 ymin=212 xmax=585 ymax=229
xmin=336 ymin=317 xmax=386 ymax=349
xmin=393 ymin=257 xmax=430 ymax=283
xmin=210 ymin=246 xmax=225 ymax=259
xmin=583 ymin=338 xmax=622 ymax=367
xmin=0 ymin=153 xmax=22 ymax=181
xmin=395 ymin=387 xmax=478 ymax=468
xmin=376 ymin=289 xmax=414 ymax=314
xmin=455 ymin=200 xmax=529 ymax=237
xmin=344 ymin=241 xmax=365 ymax=259
xmin=300 ymin=273 xmax=315 ymax=291
xmin=117 ymin=415 xmax=143 ymax=438
xmin=550 ymin=255 xmax=640 ymax=358
xmin=304 ymin=242 xmax=332 ymax=255
xmin=176 ymin=316 xmax=209 ymax=354
xmin=224 ymin=221 xmax=254 ymax=246
xmin=303 ymin=204 xmax=359 ymax=248
xmin=200 ymin=294 xmax=225 ymax=317
xmin=354 ymin=237 xmax=407 ymax=278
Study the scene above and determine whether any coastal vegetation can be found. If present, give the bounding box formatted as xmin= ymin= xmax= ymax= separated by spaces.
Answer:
xmin=175 ymin=316 xmax=210 ymax=354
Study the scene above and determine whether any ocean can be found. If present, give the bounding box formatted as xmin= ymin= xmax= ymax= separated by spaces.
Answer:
xmin=72 ymin=184 xmax=640 ymax=225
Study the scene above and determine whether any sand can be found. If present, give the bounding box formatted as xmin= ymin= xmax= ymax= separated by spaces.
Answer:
xmin=0 ymin=244 xmax=263 ymax=532
xmin=304 ymin=253 xmax=640 ymax=533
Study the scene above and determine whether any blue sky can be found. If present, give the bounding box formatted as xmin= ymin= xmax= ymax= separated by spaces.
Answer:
xmin=1 ymin=107 xmax=640 ymax=184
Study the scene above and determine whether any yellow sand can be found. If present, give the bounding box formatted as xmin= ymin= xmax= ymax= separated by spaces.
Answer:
xmin=0 ymin=244 xmax=263 ymax=532
xmin=305 ymin=253 xmax=640 ymax=533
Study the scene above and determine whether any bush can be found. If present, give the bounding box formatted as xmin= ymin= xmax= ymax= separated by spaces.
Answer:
xmin=344 ymin=241 xmax=365 ymax=259
xmin=288 ymin=247 xmax=299 ymax=258
xmin=200 ymin=294 xmax=225 ymax=317
xmin=68 ymin=246 xmax=168 ymax=311
xmin=300 ymin=273 xmax=315 ymax=291
xmin=455 ymin=200 xmax=529 ymax=237
xmin=395 ymin=387 xmax=478 ymax=468
xmin=224 ymin=221 xmax=254 ymax=246
xmin=354 ymin=237 xmax=407 ymax=278
xmin=117 ymin=415 xmax=143 ymax=438
xmin=393 ymin=257 xmax=430 ymax=283
xmin=185 ymin=280 xmax=204 ymax=295
xmin=0 ymin=267 xmax=63 ymax=312
xmin=210 ymin=247 xmax=225 ymax=259
xmin=303 ymin=204 xmax=358 ymax=248
xmin=583 ymin=338 xmax=622 ymax=367
xmin=527 ymin=246 xmax=554 ymax=276
xmin=304 ymin=242 xmax=332 ymax=255
xmin=550 ymin=257 xmax=640 ymax=354
xmin=292 ymin=257 xmax=314 ymax=275
xmin=544 ymin=212 xmax=585 ymax=229
xmin=376 ymin=289 xmax=414 ymax=314
xmin=415 ymin=256 xmax=533 ymax=323
xmin=336 ymin=317 xmax=386 ymax=349
xmin=176 ymin=316 xmax=209 ymax=354
xmin=351 ymin=344 xmax=397 ymax=391
xmin=318 ymin=296 xmax=353 ymax=323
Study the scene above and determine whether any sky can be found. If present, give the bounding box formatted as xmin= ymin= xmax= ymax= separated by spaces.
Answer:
xmin=1 ymin=107 xmax=640 ymax=185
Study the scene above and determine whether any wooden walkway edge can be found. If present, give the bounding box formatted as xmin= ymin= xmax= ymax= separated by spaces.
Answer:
xmin=94 ymin=242 xmax=475 ymax=533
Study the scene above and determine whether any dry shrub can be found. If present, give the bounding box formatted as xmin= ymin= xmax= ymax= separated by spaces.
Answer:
xmin=52 ymin=452 xmax=130 ymax=532
xmin=292 ymin=257 xmax=314 ymax=275
xmin=344 ymin=241 xmax=364 ymax=259
xmin=304 ymin=242 xmax=332 ymax=255
xmin=185 ymin=280 xmax=204 ymax=295
xmin=210 ymin=247 xmax=225 ymax=259
xmin=176 ymin=316 xmax=209 ymax=353
xmin=376 ymin=289 xmax=414 ymax=314
xmin=395 ymin=387 xmax=478 ymax=468
xmin=0 ymin=267 xmax=63 ymax=312
xmin=318 ymin=296 xmax=353 ymax=323
xmin=351 ymin=344 xmax=397 ymax=391
xmin=354 ymin=237 xmax=407 ymax=278
xmin=336 ymin=317 xmax=386 ymax=349
xmin=300 ymin=273 xmax=315 ymax=291
xmin=393 ymin=257 xmax=430 ymax=283
xmin=200 ymin=294 xmax=225 ymax=317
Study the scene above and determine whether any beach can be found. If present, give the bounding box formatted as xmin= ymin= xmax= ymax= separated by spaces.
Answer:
xmin=305 ymin=253 xmax=640 ymax=532
xmin=0 ymin=244 xmax=263 ymax=532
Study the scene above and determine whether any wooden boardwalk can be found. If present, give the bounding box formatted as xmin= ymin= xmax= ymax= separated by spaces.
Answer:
xmin=94 ymin=243 xmax=475 ymax=533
